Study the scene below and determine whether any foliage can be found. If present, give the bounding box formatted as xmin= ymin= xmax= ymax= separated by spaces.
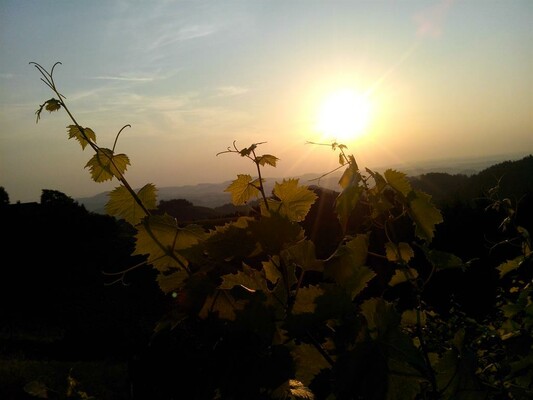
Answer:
xmin=30 ymin=62 xmax=532 ymax=399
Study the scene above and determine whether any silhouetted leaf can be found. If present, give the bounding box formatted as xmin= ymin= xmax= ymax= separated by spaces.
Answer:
xmin=199 ymin=291 xmax=246 ymax=321
xmin=157 ymin=269 xmax=189 ymax=294
xmin=105 ymin=183 xmax=157 ymax=225
xmin=263 ymin=256 xmax=282 ymax=284
xmin=388 ymin=268 xmax=418 ymax=287
xmin=250 ymin=213 xmax=304 ymax=254
xmin=220 ymin=263 xmax=267 ymax=293
xmin=204 ymin=217 xmax=258 ymax=260
xmin=338 ymin=156 xmax=360 ymax=189
xmin=257 ymin=154 xmax=279 ymax=167
xmin=497 ymin=256 xmax=523 ymax=278
xmin=293 ymin=285 xmax=324 ymax=314
xmin=291 ymin=342 xmax=331 ymax=386
xmin=24 ymin=381 xmax=48 ymax=398
xmin=385 ymin=242 xmax=414 ymax=263
xmin=335 ymin=185 xmax=363 ymax=232
xmin=281 ymin=240 xmax=324 ymax=272
xmin=325 ymin=234 xmax=375 ymax=299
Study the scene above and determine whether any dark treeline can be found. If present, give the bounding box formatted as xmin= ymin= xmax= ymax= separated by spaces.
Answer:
xmin=0 ymin=155 xmax=531 ymax=399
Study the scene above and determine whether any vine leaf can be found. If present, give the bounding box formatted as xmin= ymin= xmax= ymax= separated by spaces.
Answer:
xmin=292 ymin=285 xmax=324 ymax=314
xmin=204 ymin=218 xmax=258 ymax=261
xmin=335 ymin=185 xmax=363 ymax=232
xmin=133 ymin=214 xmax=205 ymax=272
xmin=262 ymin=256 xmax=282 ymax=284
xmin=219 ymin=263 xmax=268 ymax=293
xmin=67 ymin=125 xmax=96 ymax=149
xmin=85 ymin=148 xmax=130 ymax=182
xmin=266 ymin=179 xmax=317 ymax=222
xmin=384 ymin=169 xmax=412 ymax=197
xmin=225 ymin=174 xmax=261 ymax=205
xmin=257 ymin=154 xmax=279 ymax=167
xmin=157 ymin=269 xmax=189 ymax=294
xmin=324 ymin=234 xmax=375 ymax=299
xmin=497 ymin=256 xmax=523 ymax=278
xmin=272 ymin=379 xmax=314 ymax=400
xmin=291 ymin=342 xmax=331 ymax=386
xmin=250 ymin=213 xmax=304 ymax=255
xmin=388 ymin=268 xmax=419 ymax=287
xmin=105 ymin=183 xmax=157 ymax=225
xmin=281 ymin=240 xmax=324 ymax=272
xmin=338 ymin=155 xmax=360 ymax=189
xmin=199 ymin=292 xmax=246 ymax=321
xmin=408 ymin=191 xmax=443 ymax=242
xmin=385 ymin=242 xmax=414 ymax=263
xmin=423 ymin=248 xmax=466 ymax=271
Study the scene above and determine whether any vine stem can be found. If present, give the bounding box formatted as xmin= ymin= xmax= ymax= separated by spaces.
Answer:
xmin=30 ymin=62 xmax=151 ymax=216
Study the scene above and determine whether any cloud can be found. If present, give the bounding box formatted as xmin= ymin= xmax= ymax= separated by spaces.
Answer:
xmin=214 ymin=86 xmax=249 ymax=97
xmin=90 ymin=75 xmax=155 ymax=82
xmin=149 ymin=24 xmax=217 ymax=50
xmin=413 ymin=0 xmax=455 ymax=38
xmin=0 ymin=73 xmax=15 ymax=79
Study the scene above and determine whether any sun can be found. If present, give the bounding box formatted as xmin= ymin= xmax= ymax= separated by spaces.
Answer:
xmin=315 ymin=88 xmax=373 ymax=143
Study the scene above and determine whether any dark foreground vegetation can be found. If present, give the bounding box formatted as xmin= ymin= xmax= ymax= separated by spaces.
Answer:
xmin=1 ymin=154 xmax=532 ymax=399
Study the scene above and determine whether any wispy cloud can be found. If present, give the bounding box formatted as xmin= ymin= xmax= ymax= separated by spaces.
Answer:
xmin=413 ymin=0 xmax=455 ymax=38
xmin=90 ymin=75 xmax=155 ymax=82
xmin=149 ymin=24 xmax=217 ymax=50
xmin=0 ymin=73 xmax=15 ymax=79
xmin=214 ymin=86 xmax=249 ymax=97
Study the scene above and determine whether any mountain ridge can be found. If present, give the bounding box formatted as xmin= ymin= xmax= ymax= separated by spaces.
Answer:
xmin=77 ymin=152 xmax=531 ymax=213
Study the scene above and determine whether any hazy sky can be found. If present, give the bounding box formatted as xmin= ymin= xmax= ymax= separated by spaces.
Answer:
xmin=1 ymin=0 xmax=532 ymax=203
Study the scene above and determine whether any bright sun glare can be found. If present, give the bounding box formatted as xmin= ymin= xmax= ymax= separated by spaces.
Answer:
xmin=315 ymin=88 xmax=373 ymax=143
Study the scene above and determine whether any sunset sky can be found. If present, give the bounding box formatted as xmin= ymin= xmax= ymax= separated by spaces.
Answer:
xmin=1 ymin=0 xmax=532 ymax=203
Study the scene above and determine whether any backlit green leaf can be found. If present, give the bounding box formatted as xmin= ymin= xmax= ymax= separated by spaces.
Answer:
xmin=224 ymin=174 xmax=261 ymax=205
xmin=67 ymin=125 xmax=96 ymax=150
xmin=105 ymin=183 xmax=157 ymax=225
xmin=384 ymin=169 xmax=412 ymax=197
xmin=408 ymin=190 xmax=443 ymax=242
xmin=267 ymin=179 xmax=317 ymax=222
xmin=133 ymin=214 xmax=205 ymax=272
xmin=85 ymin=148 xmax=130 ymax=182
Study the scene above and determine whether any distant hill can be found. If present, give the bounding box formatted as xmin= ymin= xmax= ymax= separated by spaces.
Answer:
xmin=77 ymin=153 xmax=531 ymax=214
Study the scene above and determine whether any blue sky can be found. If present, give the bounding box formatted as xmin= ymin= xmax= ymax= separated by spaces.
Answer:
xmin=1 ymin=0 xmax=532 ymax=203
